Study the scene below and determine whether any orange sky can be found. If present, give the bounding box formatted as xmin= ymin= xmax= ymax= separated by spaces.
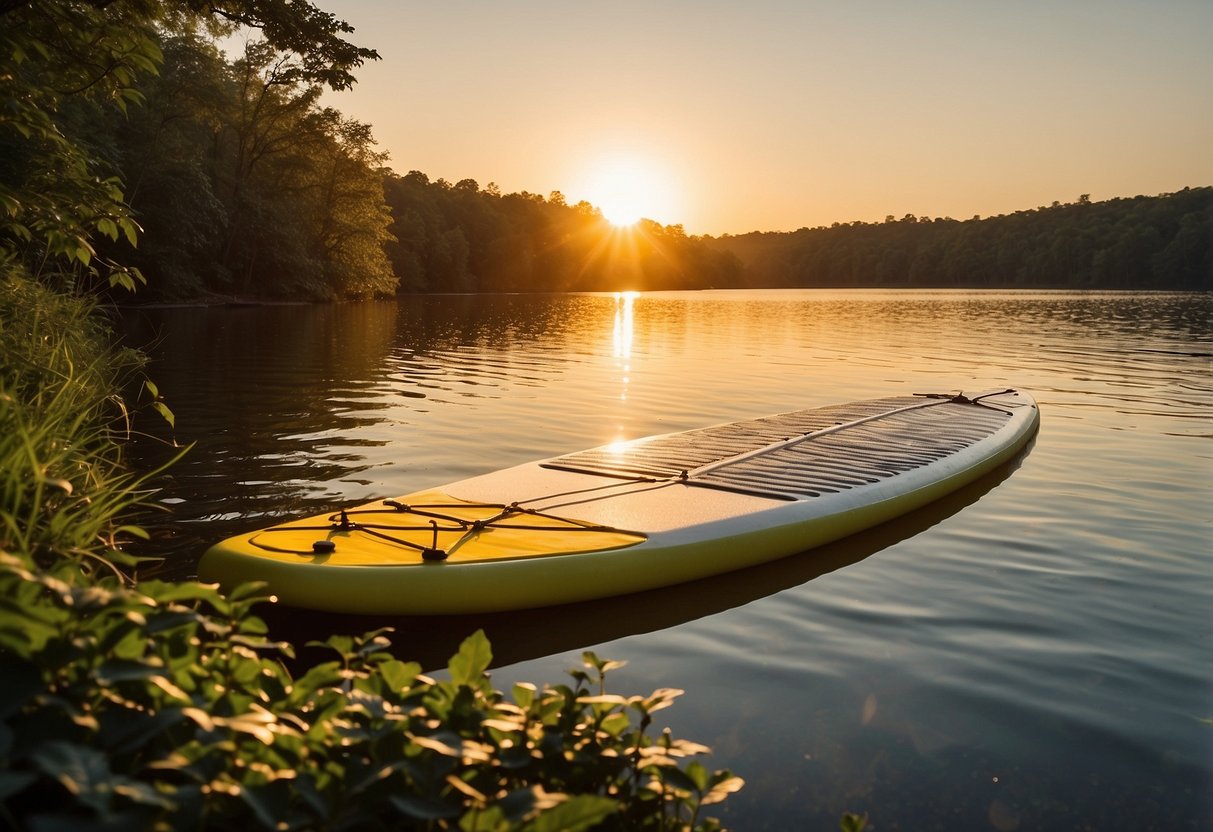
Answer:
xmin=320 ymin=1 xmax=1212 ymax=236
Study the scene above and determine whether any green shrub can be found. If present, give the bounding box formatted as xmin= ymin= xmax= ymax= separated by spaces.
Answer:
xmin=0 ymin=562 xmax=742 ymax=830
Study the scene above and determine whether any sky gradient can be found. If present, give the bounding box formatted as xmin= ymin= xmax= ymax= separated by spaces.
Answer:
xmin=321 ymin=1 xmax=1212 ymax=236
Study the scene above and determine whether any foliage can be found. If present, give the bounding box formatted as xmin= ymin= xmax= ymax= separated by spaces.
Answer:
xmin=0 ymin=270 xmax=166 ymax=576
xmin=172 ymin=0 xmax=381 ymax=92
xmin=709 ymin=189 xmax=1213 ymax=290
xmin=382 ymin=173 xmax=744 ymax=294
xmin=0 ymin=0 xmax=157 ymax=292
xmin=0 ymin=566 xmax=745 ymax=831
xmin=104 ymin=32 xmax=398 ymax=301
xmin=0 ymin=0 xmax=392 ymax=302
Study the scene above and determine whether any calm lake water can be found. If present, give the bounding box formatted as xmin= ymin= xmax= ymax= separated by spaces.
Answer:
xmin=120 ymin=290 xmax=1211 ymax=830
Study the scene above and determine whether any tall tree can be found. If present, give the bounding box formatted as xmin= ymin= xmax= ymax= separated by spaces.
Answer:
xmin=0 ymin=0 xmax=380 ymax=296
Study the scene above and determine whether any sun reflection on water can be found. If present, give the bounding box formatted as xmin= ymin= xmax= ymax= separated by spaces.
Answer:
xmin=613 ymin=291 xmax=635 ymax=360
xmin=613 ymin=291 xmax=636 ymax=403
xmin=608 ymin=291 xmax=639 ymax=449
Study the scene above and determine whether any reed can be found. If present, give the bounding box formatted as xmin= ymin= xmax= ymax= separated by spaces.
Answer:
xmin=0 ymin=274 xmax=154 ymax=576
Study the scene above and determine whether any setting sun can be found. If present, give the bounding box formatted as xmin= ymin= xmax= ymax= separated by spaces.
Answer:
xmin=576 ymin=154 xmax=678 ymax=228
xmin=600 ymin=197 xmax=643 ymax=227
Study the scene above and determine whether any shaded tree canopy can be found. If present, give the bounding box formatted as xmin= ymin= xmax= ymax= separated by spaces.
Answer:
xmin=0 ymin=0 xmax=377 ymax=91
xmin=1 ymin=0 xmax=392 ymax=300
xmin=705 ymin=189 xmax=1212 ymax=291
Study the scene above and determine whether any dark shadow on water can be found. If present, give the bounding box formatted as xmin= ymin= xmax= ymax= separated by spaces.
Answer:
xmin=260 ymin=441 xmax=1034 ymax=672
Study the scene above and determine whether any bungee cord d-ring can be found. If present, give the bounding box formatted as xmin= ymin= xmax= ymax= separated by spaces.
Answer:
xmin=421 ymin=519 xmax=446 ymax=561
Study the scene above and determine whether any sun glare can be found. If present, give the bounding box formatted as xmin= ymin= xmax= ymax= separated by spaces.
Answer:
xmin=602 ymin=200 xmax=643 ymax=228
xmin=578 ymin=155 xmax=676 ymax=228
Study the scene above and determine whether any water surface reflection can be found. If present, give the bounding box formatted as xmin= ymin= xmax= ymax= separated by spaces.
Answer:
xmin=120 ymin=290 xmax=1212 ymax=830
xmin=262 ymin=451 xmax=1028 ymax=671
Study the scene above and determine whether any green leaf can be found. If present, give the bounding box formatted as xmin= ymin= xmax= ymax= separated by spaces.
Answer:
xmin=289 ymin=661 xmax=344 ymax=701
xmin=151 ymin=401 xmax=175 ymax=429
xmin=118 ymin=218 xmax=138 ymax=246
xmin=702 ymin=772 xmax=745 ymax=806
xmin=390 ymin=794 xmax=461 ymax=821
xmin=525 ymin=795 xmax=617 ymax=832
xmin=378 ymin=658 xmax=420 ymax=692
xmin=310 ymin=634 xmax=354 ymax=658
xmin=448 ymin=629 xmax=492 ymax=686
xmin=95 ymin=659 xmax=163 ymax=685
xmin=513 ymin=682 xmax=536 ymax=709
xmin=684 ymin=761 xmax=710 ymax=790
xmin=840 ymin=811 xmax=870 ymax=832
xmin=142 ymin=610 xmax=199 ymax=634
xmin=461 ymin=804 xmax=506 ymax=831
xmin=410 ymin=733 xmax=460 ymax=757
xmin=581 ymin=651 xmax=626 ymax=674
xmin=657 ymin=765 xmax=699 ymax=793
xmin=599 ymin=712 xmax=631 ymax=738
xmin=143 ymin=581 xmax=231 ymax=614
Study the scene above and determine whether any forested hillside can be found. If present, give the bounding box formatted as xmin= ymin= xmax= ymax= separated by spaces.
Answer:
xmin=3 ymin=2 xmax=1206 ymax=300
xmin=707 ymin=190 xmax=1212 ymax=290
xmin=382 ymin=172 xmax=742 ymax=293
xmin=1 ymin=3 xmax=393 ymax=302
xmin=111 ymin=36 xmax=397 ymax=300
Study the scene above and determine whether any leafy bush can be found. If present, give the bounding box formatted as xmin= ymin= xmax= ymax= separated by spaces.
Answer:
xmin=0 ymin=563 xmax=742 ymax=830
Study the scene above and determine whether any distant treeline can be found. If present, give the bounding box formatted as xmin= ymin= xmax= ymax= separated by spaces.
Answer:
xmin=706 ymin=189 xmax=1212 ymax=290
xmin=383 ymin=173 xmax=741 ymax=293
xmin=3 ymin=6 xmax=1207 ymax=300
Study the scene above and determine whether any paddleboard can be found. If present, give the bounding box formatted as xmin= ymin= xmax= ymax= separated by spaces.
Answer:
xmin=198 ymin=389 xmax=1039 ymax=614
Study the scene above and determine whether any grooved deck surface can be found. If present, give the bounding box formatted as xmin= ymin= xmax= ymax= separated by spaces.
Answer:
xmin=542 ymin=397 xmax=1012 ymax=500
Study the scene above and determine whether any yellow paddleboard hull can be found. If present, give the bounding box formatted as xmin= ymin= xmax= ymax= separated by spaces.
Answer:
xmin=199 ymin=390 xmax=1039 ymax=614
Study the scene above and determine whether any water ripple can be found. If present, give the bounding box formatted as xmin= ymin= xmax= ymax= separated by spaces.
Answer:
xmin=120 ymin=290 xmax=1212 ymax=829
